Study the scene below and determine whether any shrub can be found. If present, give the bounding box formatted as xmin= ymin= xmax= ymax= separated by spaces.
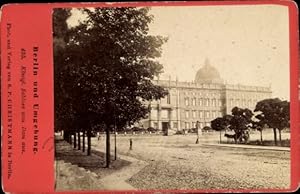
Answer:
xmin=147 ymin=127 xmax=159 ymax=133
xmin=175 ymin=130 xmax=184 ymax=135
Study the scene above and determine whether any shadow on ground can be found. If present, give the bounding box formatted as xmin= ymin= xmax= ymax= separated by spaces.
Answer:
xmin=55 ymin=138 xmax=131 ymax=173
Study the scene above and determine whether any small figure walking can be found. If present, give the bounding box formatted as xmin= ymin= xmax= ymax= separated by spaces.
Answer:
xmin=129 ymin=138 xmax=133 ymax=150
xmin=195 ymin=121 xmax=200 ymax=144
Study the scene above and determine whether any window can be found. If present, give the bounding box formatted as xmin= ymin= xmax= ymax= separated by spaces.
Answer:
xmin=192 ymin=122 xmax=196 ymax=128
xmin=200 ymin=122 xmax=204 ymax=129
xmin=212 ymin=98 xmax=216 ymax=106
xmin=173 ymin=122 xmax=178 ymax=129
xmin=212 ymin=111 xmax=216 ymax=118
xmin=167 ymin=94 xmax=171 ymax=104
xmin=161 ymin=109 xmax=169 ymax=119
xmin=205 ymin=111 xmax=210 ymax=118
xmin=192 ymin=110 xmax=197 ymax=118
xmin=248 ymin=99 xmax=252 ymax=106
xmin=218 ymin=99 xmax=222 ymax=106
xmin=185 ymin=122 xmax=190 ymax=129
xmin=199 ymin=98 xmax=203 ymax=106
xmin=230 ymin=99 xmax=234 ymax=106
xmin=151 ymin=109 xmax=158 ymax=118
xmin=185 ymin=110 xmax=189 ymax=118
xmin=192 ymin=98 xmax=196 ymax=106
xmin=185 ymin=98 xmax=189 ymax=106
xmin=205 ymin=98 xmax=209 ymax=106
xmin=199 ymin=111 xmax=203 ymax=118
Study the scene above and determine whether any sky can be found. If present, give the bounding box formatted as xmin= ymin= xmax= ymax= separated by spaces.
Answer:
xmin=67 ymin=5 xmax=290 ymax=100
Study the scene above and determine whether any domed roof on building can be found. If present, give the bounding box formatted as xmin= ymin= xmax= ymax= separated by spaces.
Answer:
xmin=195 ymin=58 xmax=224 ymax=84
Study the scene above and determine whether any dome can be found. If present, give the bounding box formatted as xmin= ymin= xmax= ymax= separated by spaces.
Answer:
xmin=195 ymin=58 xmax=223 ymax=84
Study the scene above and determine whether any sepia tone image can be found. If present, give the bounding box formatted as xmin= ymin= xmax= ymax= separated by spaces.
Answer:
xmin=53 ymin=4 xmax=291 ymax=191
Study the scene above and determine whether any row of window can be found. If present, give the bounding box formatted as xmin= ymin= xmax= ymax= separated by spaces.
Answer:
xmin=152 ymin=122 xmax=209 ymax=129
xmin=182 ymin=91 xmax=221 ymax=97
xmin=229 ymin=99 xmax=257 ymax=107
xmin=185 ymin=110 xmax=222 ymax=119
xmin=185 ymin=122 xmax=210 ymax=129
xmin=150 ymin=109 xmax=222 ymax=119
xmin=228 ymin=93 xmax=268 ymax=99
xmin=185 ymin=98 xmax=222 ymax=107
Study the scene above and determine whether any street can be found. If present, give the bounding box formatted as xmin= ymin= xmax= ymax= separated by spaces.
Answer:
xmin=89 ymin=132 xmax=290 ymax=190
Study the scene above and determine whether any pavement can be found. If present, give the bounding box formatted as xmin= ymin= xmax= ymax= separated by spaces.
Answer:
xmin=100 ymin=154 xmax=147 ymax=190
xmin=199 ymin=143 xmax=290 ymax=151
xmin=55 ymin=134 xmax=290 ymax=191
xmin=55 ymin=135 xmax=147 ymax=191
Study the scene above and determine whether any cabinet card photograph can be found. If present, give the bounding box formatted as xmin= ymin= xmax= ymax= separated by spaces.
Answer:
xmin=53 ymin=2 xmax=294 ymax=192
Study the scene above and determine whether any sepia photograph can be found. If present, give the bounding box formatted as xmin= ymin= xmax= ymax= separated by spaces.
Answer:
xmin=53 ymin=4 xmax=291 ymax=191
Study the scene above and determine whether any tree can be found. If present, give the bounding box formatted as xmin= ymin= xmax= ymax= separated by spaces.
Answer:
xmin=55 ymin=7 xmax=168 ymax=167
xmin=211 ymin=108 xmax=253 ymax=144
xmin=254 ymin=98 xmax=290 ymax=146
xmin=251 ymin=120 xmax=265 ymax=144
xmin=53 ymin=8 xmax=76 ymax=144
xmin=229 ymin=107 xmax=253 ymax=143
xmin=211 ymin=115 xmax=232 ymax=143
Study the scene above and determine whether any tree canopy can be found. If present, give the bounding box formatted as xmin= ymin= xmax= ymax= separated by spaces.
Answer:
xmin=54 ymin=7 xmax=168 ymax=132
xmin=254 ymin=98 xmax=290 ymax=131
xmin=211 ymin=115 xmax=232 ymax=131
xmin=254 ymin=98 xmax=290 ymax=145
xmin=229 ymin=107 xmax=253 ymax=133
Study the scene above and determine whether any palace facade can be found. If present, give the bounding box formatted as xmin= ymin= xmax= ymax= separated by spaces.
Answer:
xmin=139 ymin=59 xmax=272 ymax=133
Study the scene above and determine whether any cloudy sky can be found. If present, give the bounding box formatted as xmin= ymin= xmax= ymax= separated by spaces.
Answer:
xmin=67 ymin=4 xmax=290 ymax=100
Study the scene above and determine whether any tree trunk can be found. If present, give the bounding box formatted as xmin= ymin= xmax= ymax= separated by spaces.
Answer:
xmin=260 ymin=130 xmax=263 ymax=144
xmin=63 ymin=130 xmax=67 ymax=141
xmin=78 ymin=131 xmax=81 ymax=150
xmin=82 ymin=130 xmax=85 ymax=152
xmin=273 ymin=128 xmax=278 ymax=146
xmin=69 ymin=133 xmax=72 ymax=144
xmin=114 ymin=131 xmax=117 ymax=160
xmin=106 ymin=128 xmax=111 ymax=168
xmin=279 ymin=129 xmax=282 ymax=146
xmin=219 ymin=130 xmax=221 ymax=144
xmin=87 ymin=130 xmax=91 ymax=156
xmin=73 ymin=133 xmax=77 ymax=148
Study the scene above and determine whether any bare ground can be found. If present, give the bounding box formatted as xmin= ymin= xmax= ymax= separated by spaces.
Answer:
xmin=93 ymin=133 xmax=290 ymax=190
xmin=55 ymin=131 xmax=291 ymax=191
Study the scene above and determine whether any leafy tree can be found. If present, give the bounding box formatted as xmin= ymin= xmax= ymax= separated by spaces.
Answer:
xmin=53 ymin=8 xmax=75 ymax=143
xmin=228 ymin=107 xmax=253 ymax=143
xmin=211 ymin=115 xmax=232 ymax=143
xmin=254 ymin=98 xmax=290 ymax=145
xmin=55 ymin=7 xmax=168 ymax=167
xmin=251 ymin=120 xmax=266 ymax=144
xmin=212 ymin=108 xmax=253 ymax=144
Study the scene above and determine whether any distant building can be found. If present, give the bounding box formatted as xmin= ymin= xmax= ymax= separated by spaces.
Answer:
xmin=139 ymin=59 xmax=272 ymax=134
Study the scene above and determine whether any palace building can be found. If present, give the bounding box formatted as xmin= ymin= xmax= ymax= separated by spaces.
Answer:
xmin=139 ymin=59 xmax=272 ymax=133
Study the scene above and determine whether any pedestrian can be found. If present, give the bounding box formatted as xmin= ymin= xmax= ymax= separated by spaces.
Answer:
xmin=97 ymin=133 xmax=101 ymax=141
